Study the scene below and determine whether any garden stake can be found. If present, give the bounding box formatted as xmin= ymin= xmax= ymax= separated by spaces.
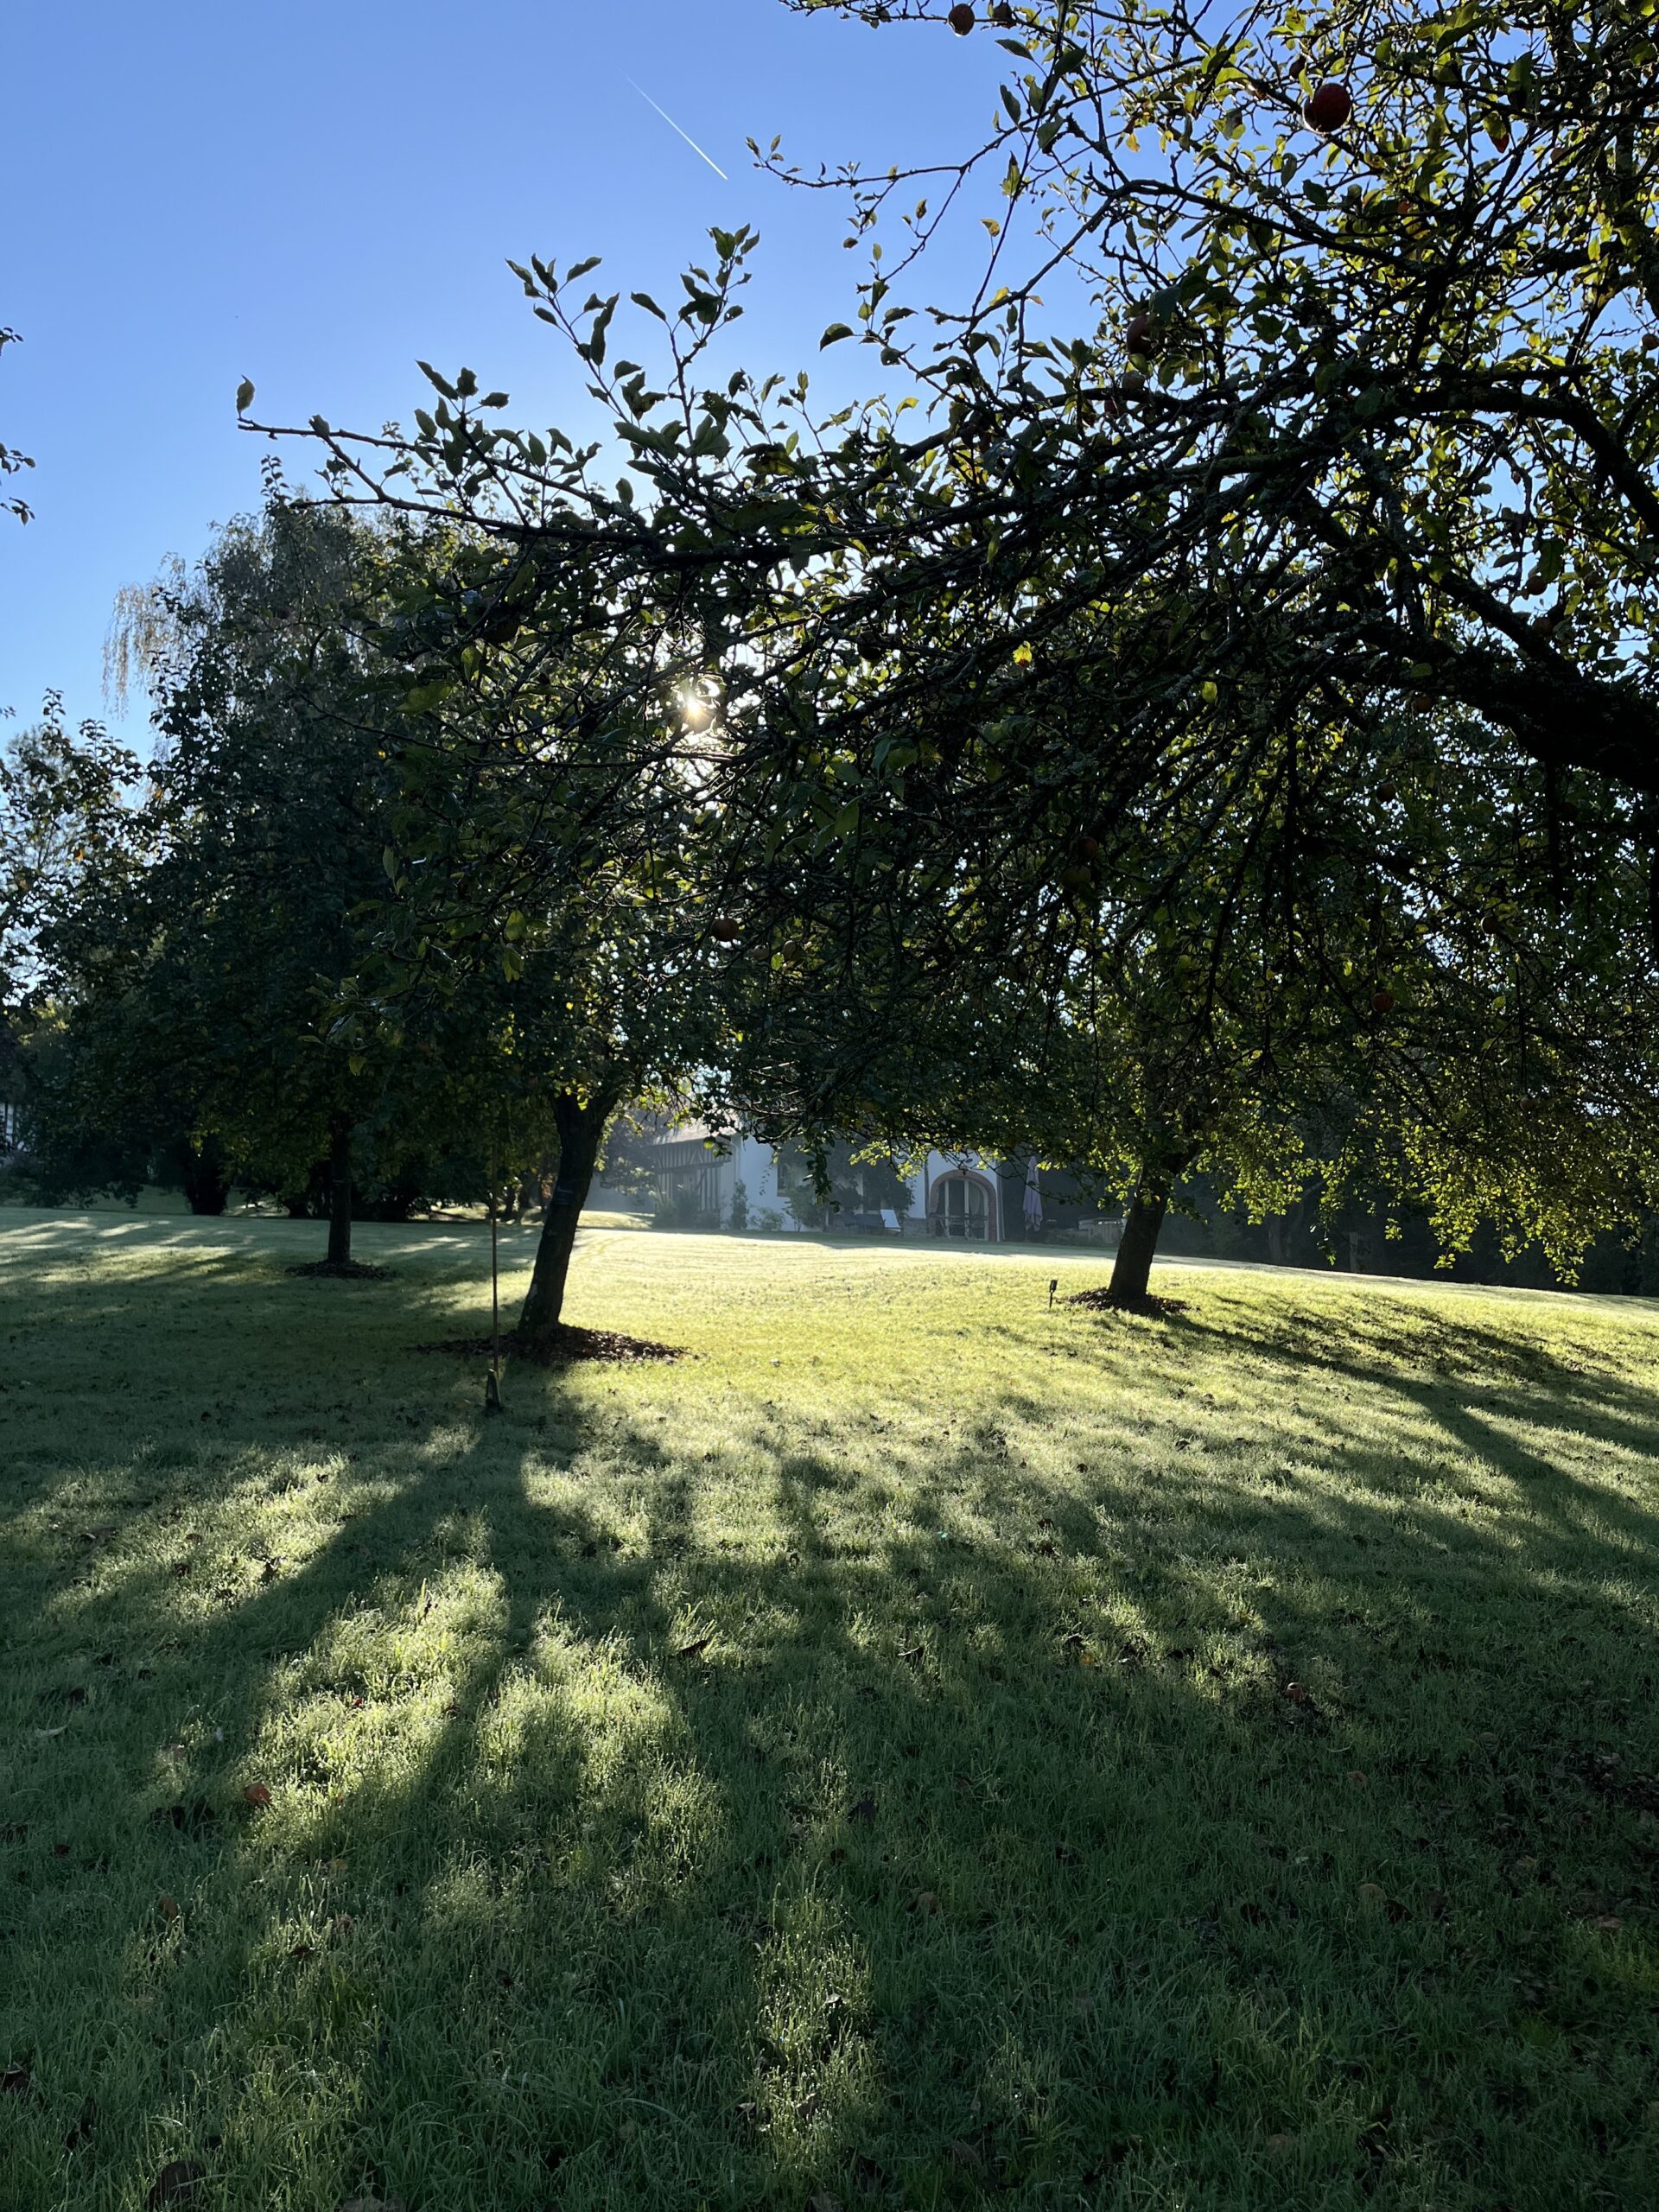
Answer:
xmin=485 ymin=1154 xmax=504 ymax=1415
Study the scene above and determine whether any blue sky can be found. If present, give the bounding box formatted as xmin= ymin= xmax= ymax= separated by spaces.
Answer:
xmin=2 ymin=0 xmax=1016 ymax=743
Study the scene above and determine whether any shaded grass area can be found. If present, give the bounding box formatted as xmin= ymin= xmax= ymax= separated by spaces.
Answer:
xmin=3 ymin=1210 xmax=1658 ymax=2211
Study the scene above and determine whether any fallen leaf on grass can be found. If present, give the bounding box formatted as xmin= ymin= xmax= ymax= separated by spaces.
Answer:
xmin=146 ymin=2159 xmax=205 ymax=2206
xmin=1283 ymin=1682 xmax=1310 ymax=1704
xmin=676 ymin=1635 xmax=713 ymax=1660
xmin=1265 ymin=2132 xmax=1296 ymax=2157
xmin=329 ymin=1914 xmax=355 ymax=1941
xmin=911 ymin=1890 xmax=940 ymax=1916
xmin=1592 ymin=1914 xmax=1624 ymax=1933
xmin=35 ymin=1726 xmax=67 ymax=1739
xmin=1346 ymin=1770 xmax=1370 ymax=1788
xmin=288 ymin=1942 xmax=316 ymax=1962
xmin=848 ymin=1795 xmax=877 ymax=1826
xmin=1384 ymin=1897 xmax=1413 ymax=1923
xmin=1358 ymin=1882 xmax=1386 ymax=1902
xmin=242 ymin=1784 xmax=272 ymax=1809
xmin=157 ymin=1895 xmax=180 ymax=1923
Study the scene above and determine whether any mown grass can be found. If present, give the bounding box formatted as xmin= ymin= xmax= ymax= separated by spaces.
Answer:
xmin=2 ymin=1211 xmax=1657 ymax=2212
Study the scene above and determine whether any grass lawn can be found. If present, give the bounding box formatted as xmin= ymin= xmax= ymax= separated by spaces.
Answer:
xmin=3 ymin=1212 xmax=1657 ymax=2212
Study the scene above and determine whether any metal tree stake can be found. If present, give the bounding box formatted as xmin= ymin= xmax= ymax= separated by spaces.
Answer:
xmin=485 ymin=1150 xmax=503 ymax=1415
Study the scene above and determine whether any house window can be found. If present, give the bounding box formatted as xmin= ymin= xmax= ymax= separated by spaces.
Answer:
xmin=931 ymin=1171 xmax=995 ymax=1241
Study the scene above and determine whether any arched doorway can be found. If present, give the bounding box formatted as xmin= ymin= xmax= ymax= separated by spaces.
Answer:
xmin=930 ymin=1170 xmax=998 ymax=1242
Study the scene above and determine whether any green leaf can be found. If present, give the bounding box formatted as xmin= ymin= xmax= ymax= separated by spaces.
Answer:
xmin=820 ymin=324 xmax=855 ymax=347
xmin=403 ymin=675 xmax=457 ymax=713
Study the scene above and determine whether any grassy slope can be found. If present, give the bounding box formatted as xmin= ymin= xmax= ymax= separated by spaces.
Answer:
xmin=2 ymin=1212 xmax=1657 ymax=2212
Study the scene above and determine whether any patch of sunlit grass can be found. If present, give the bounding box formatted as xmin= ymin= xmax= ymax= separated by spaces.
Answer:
xmin=2 ymin=1211 xmax=1657 ymax=2209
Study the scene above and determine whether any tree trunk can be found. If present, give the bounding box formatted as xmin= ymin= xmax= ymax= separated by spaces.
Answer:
xmin=517 ymin=1093 xmax=613 ymax=1352
xmin=1109 ymin=1179 xmax=1172 ymax=1304
xmin=326 ymin=1119 xmax=354 ymax=1268
xmin=181 ymin=1139 xmax=230 ymax=1217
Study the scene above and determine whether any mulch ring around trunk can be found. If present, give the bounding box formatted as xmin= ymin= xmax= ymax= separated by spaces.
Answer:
xmin=287 ymin=1261 xmax=393 ymax=1281
xmin=1066 ymin=1286 xmax=1190 ymax=1319
xmin=417 ymin=1325 xmax=684 ymax=1367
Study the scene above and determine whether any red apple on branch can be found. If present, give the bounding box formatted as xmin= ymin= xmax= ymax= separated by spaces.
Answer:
xmin=949 ymin=3 xmax=976 ymax=35
xmin=1304 ymin=81 xmax=1353 ymax=133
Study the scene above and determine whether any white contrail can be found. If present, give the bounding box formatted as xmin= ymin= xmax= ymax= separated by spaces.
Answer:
xmin=626 ymin=77 xmax=729 ymax=181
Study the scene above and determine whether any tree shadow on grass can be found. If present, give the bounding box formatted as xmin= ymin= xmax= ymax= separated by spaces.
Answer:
xmin=3 ymin=1248 xmax=1658 ymax=2211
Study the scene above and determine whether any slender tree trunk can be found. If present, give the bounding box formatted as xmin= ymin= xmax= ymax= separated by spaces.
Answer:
xmin=182 ymin=1138 xmax=231 ymax=1217
xmin=326 ymin=1118 xmax=354 ymax=1268
xmin=517 ymin=1092 xmax=614 ymax=1352
xmin=1109 ymin=1180 xmax=1172 ymax=1304
xmin=1109 ymin=1141 xmax=1200 ymax=1303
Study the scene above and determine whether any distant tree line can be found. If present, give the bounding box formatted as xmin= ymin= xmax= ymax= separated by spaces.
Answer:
xmin=8 ymin=0 xmax=1659 ymax=1326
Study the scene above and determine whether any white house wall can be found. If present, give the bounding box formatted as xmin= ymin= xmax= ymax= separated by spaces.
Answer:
xmin=592 ymin=1133 xmax=1007 ymax=1240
